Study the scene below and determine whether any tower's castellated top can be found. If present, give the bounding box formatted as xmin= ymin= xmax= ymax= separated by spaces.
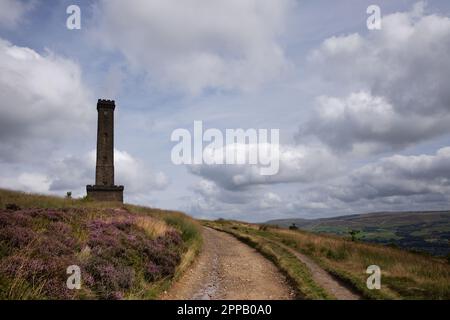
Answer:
xmin=97 ymin=99 xmax=115 ymax=109
xmin=97 ymin=99 xmax=116 ymax=105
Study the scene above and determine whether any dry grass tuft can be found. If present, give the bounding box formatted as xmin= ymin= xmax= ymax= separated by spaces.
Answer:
xmin=135 ymin=216 xmax=170 ymax=239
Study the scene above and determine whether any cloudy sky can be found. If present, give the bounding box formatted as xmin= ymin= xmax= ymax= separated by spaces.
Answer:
xmin=1 ymin=0 xmax=450 ymax=222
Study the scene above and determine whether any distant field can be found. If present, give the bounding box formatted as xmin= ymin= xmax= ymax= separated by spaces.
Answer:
xmin=267 ymin=211 xmax=450 ymax=256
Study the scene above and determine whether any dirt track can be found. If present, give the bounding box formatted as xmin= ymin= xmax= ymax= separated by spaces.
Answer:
xmin=276 ymin=242 xmax=360 ymax=300
xmin=164 ymin=227 xmax=295 ymax=300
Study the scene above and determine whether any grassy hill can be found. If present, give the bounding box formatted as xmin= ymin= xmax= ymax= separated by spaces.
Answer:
xmin=206 ymin=219 xmax=450 ymax=299
xmin=0 ymin=189 xmax=201 ymax=299
xmin=2 ymin=187 xmax=449 ymax=300
xmin=266 ymin=211 xmax=450 ymax=256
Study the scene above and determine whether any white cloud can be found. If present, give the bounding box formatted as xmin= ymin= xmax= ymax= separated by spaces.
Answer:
xmin=187 ymin=178 xmax=280 ymax=220
xmin=0 ymin=172 xmax=50 ymax=194
xmin=302 ymin=3 xmax=450 ymax=154
xmin=188 ymin=145 xmax=450 ymax=219
xmin=0 ymin=38 xmax=94 ymax=162
xmin=93 ymin=0 xmax=292 ymax=94
xmin=259 ymin=192 xmax=282 ymax=209
xmin=184 ymin=143 xmax=341 ymax=219
xmin=299 ymin=91 xmax=450 ymax=154
xmin=289 ymin=146 xmax=450 ymax=215
xmin=342 ymin=146 xmax=450 ymax=201
xmin=114 ymin=149 xmax=169 ymax=194
xmin=189 ymin=144 xmax=341 ymax=189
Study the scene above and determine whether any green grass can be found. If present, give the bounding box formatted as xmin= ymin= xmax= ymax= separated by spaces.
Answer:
xmin=363 ymin=230 xmax=400 ymax=240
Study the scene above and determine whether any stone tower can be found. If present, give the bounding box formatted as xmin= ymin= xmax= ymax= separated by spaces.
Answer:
xmin=86 ymin=99 xmax=124 ymax=202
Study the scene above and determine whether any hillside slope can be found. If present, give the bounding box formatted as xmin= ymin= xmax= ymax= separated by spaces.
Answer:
xmin=267 ymin=211 xmax=450 ymax=256
xmin=207 ymin=219 xmax=450 ymax=299
xmin=0 ymin=189 xmax=201 ymax=299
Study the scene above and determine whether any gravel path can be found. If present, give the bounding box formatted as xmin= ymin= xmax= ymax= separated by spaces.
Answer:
xmin=164 ymin=227 xmax=296 ymax=300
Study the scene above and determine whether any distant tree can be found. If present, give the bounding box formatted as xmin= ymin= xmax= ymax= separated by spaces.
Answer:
xmin=348 ymin=229 xmax=362 ymax=242
xmin=66 ymin=191 xmax=72 ymax=199
xmin=289 ymin=223 xmax=298 ymax=230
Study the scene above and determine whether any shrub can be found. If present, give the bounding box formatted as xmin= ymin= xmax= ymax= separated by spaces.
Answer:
xmin=0 ymin=226 xmax=36 ymax=249
xmin=83 ymin=215 xmax=183 ymax=298
xmin=348 ymin=229 xmax=363 ymax=242
xmin=289 ymin=223 xmax=298 ymax=230
xmin=5 ymin=203 xmax=20 ymax=211
xmin=0 ymin=206 xmax=186 ymax=300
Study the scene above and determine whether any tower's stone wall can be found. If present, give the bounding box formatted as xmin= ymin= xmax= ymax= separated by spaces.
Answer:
xmin=95 ymin=100 xmax=115 ymax=186
xmin=86 ymin=99 xmax=124 ymax=202
xmin=86 ymin=185 xmax=124 ymax=202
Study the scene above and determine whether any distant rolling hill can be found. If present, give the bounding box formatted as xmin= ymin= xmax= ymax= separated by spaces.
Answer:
xmin=266 ymin=211 xmax=450 ymax=256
